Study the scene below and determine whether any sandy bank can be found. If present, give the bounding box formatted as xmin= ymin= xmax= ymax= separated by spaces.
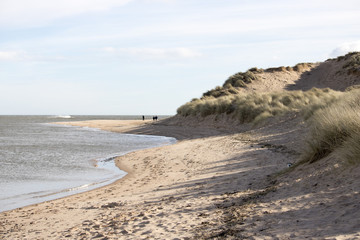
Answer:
xmin=1 ymin=118 xmax=359 ymax=239
xmin=53 ymin=119 xmax=229 ymax=140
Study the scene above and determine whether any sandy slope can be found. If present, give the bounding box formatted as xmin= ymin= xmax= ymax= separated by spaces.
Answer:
xmin=235 ymin=54 xmax=360 ymax=94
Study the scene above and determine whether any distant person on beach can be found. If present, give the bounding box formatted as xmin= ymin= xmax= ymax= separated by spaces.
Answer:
xmin=142 ymin=115 xmax=145 ymax=121
xmin=153 ymin=116 xmax=158 ymax=121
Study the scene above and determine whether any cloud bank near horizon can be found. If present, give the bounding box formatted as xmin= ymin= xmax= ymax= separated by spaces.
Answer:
xmin=330 ymin=41 xmax=360 ymax=57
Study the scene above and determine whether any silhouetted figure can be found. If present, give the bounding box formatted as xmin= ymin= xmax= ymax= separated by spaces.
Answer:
xmin=153 ymin=116 xmax=158 ymax=121
xmin=142 ymin=115 xmax=145 ymax=121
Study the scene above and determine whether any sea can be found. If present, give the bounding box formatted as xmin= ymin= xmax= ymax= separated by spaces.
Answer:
xmin=0 ymin=115 xmax=176 ymax=212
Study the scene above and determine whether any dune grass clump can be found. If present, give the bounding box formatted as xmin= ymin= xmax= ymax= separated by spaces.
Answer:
xmin=292 ymin=63 xmax=313 ymax=72
xmin=201 ymin=68 xmax=263 ymax=99
xmin=202 ymin=85 xmax=240 ymax=99
xmin=341 ymin=52 xmax=360 ymax=76
xmin=300 ymin=88 xmax=344 ymax=120
xmin=223 ymin=70 xmax=258 ymax=88
xmin=200 ymin=68 xmax=261 ymax=99
xmin=265 ymin=63 xmax=314 ymax=73
xmin=248 ymin=67 xmax=264 ymax=74
xmin=266 ymin=66 xmax=288 ymax=73
xmin=177 ymin=88 xmax=341 ymax=124
xmin=301 ymin=89 xmax=360 ymax=164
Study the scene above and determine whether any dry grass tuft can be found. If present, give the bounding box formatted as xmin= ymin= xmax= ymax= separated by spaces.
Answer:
xmin=342 ymin=52 xmax=360 ymax=76
xmin=223 ymin=71 xmax=258 ymax=88
xmin=345 ymin=84 xmax=360 ymax=91
xmin=292 ymin=63 xmax=313 ymax=72
xmin=201 ymin=68 xmax=262 ymax=99
xmin=265 ymin=63 xmax=314 ymax=73
xmin=301 ymin=89 xmax=360 ymax=164
xmin=265 ymin=66 xmax=287 ymax=73
xmin=202 ymin=85 xmax=240 ymax=99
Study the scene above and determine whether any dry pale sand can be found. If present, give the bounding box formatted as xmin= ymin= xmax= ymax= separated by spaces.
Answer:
xmin=238 ymin=55 xmax=360 ymax=94
xmin=1 ymin=116 xmax=359 ymax=239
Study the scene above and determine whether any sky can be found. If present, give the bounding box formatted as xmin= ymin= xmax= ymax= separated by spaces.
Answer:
xmin=1 ymin=0 xmax=360 ymax=115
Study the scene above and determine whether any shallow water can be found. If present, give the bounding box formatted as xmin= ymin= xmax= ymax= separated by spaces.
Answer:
xmin=0 ymin=115 xmax=175 ymax=212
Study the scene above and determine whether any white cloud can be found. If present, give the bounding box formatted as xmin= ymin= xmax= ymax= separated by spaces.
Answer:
xmin=0 ymin=51 xmax=27 ymax=61
xmin=143 ymin=0 xmax=176 ymax=2
xmin=103 ymin=47 xmax=202 ymax=59
xmin=103 ymin=47 xmax=117 ymax=53
xmin=0 ymin=0 xmax=133 ymax=27
xmin=330 ymin=41 xmax=360 ymax=57
xmin=0 ymin=50 xmax=67 ymax=63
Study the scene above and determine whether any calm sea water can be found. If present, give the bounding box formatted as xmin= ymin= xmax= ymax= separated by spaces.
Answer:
xmin=0 ymin=115 xmax=175 ymax=212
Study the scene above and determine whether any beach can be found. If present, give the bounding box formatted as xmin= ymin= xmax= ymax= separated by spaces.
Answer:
xmin=1 ymin=117 xmax=359 ymax=239
xmin=2 ymin=0 xmax=360 ymax=238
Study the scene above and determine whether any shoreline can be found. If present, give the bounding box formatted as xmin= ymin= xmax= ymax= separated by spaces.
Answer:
xmin=0 ymin=120 xmax=176 ymax=213
xmin=1 ymin=119 xmax=240 ymax=239
xmin=2 ymin=117 xmax=358 ymax=239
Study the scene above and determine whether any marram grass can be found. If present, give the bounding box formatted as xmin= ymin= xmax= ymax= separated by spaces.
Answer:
xmin=178 ymin=84 xmax=360 ymax=164
xmin=177 ymin=88 xmax=341 ymax=124
xmin=301 ymin=89 xmax=360 ymax=164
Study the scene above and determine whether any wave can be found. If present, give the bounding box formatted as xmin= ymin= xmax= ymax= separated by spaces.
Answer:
xmin=50 ymin=115 xmax=73 ymax=119
xmin=34 ymin=181 xmax=107 ymax=198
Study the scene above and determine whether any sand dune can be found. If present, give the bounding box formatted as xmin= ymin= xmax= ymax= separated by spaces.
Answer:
xmin=226 ymin=52 xmax=360 ymax=94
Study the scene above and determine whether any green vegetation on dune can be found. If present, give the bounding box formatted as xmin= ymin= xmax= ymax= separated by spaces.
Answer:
xmin=179 ymin=86 xmax=360 ymax=164
xmin=223 ymin=70 xmax=259 ymax=88
xmin=178 ymin=52 xmax=360 ymax=164
xmin=177 ymin=88 xmax=342 ymax=124
xmin=202 ymin=85 xmax=240 ymax=99
xmin=301 ymin=89 xmax=360 ymax=164
xmin=201 ymin=70 xmax=259 ymax=99
xmin=178 ymin=86 xmax=360 ymax=164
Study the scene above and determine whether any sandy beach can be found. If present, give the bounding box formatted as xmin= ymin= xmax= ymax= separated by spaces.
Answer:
xmin=1 ymin=116 xmax=359 ymax=239
xmin=2 ymin=0 xmax=360 ymax=238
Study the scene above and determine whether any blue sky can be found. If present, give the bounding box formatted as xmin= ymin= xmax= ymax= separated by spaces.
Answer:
xmin=1 ymin=0 xmax=360 ymax=115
